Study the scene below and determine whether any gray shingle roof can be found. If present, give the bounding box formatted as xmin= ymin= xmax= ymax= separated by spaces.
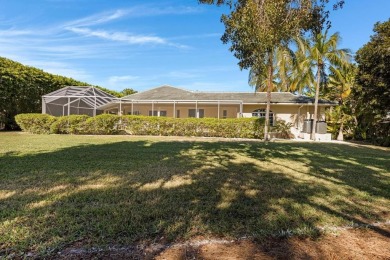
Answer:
xmin=122 ymin=85 xmax=337 ymax=105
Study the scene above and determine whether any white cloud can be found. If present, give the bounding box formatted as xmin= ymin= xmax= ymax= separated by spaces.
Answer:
xmin=64 ymin=10 xmax=127 ymax=27
xmin=60 ymin=6 xmax=194 ymax=49
xmin=67 ymin=27 xmax=167 ymax=45
xmin=66 ymin=27 xmax=189 ymax=48
xmin=0 ymin=29 xmax=34 ymax=36
xmin=63 ymin=5 xmax=202 ymax=28
xmin=127 ymin=5 xmax=202 ymax=17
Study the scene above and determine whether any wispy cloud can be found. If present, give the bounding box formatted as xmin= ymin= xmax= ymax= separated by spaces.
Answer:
xmin=0 ymin=29 xmax=35 ymax=37
xmin=126 ymin=5 xmax=202 ymax=17
xmin=62 ymin=6 xmax=193 ymax=48
xmin=67 ymin=27 xmax=167 ymax=45
xmin=63 ymin=5 xmax=202 ymax=28
xmin=64 ymin=10 xmax=127 ymax=27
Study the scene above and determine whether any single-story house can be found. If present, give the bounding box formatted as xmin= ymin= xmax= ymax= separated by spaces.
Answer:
xmin=100 ymin=85 xmax=337 ymax=138
xmin=42 ymin=85 xmax=338 ymax=139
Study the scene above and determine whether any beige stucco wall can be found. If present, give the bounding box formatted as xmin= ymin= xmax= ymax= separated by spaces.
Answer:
xmin=109 ymin=103 xmax=241 ymax=118
xmin=242 ymin=104 xmax=327 ymax=137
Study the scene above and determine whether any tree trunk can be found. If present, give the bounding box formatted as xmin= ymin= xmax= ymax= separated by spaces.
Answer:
xmin=264 ymin=52 xmax=273 ymax=141
xmin=337 ymin=120 xmax=344 ymax=141
xmin=311 ymin=64 xmax=322 ymax=141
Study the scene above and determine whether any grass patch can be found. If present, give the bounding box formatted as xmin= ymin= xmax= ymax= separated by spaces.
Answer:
xmin=0 ymin=132 xmax=389 ymax=256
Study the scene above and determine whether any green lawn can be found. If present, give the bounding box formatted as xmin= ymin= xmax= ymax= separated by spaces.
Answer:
xmin=0 ymin=132 xmax=389 ymax=256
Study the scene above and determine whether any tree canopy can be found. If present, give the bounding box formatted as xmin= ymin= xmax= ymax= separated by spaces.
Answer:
xmin=121 ymin=88 xmax=138 ymax=96
xmin=352 ymin=19 xmax=390 ymax=145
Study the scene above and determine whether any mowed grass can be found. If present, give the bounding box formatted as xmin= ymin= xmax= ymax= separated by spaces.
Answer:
xmin=0 ymin=132 xmax=389 ymax=256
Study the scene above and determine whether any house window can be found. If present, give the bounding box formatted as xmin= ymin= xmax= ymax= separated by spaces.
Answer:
xmin=223 ymin=110 xmax=227 ymax=119
xmin=128 ymin=111 xmax=140 ymax=115
xmin=159 ymin=111 xmax=167 ymax=117
xmin=198 ymin=109 xmax=204 ymax=118
xmin=188 ymin=109 xmax=196 ymax=118
xmin=149 ymin=110 xmax=158 ymax=116
xmin=252 ymin=109 xmax=274 ymax=125
xmin=188 ymin=109 xmax=204 ymax=118
xmin=176 ymin=110 xmax=180 ymax=118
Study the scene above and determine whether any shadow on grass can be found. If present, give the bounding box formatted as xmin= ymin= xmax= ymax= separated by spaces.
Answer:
xmin=0 ymin=140 xmax=389 ymax=256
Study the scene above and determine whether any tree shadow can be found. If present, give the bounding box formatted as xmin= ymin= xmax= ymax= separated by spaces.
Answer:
xmin=0 ymin=139 xmax=389 ymax=257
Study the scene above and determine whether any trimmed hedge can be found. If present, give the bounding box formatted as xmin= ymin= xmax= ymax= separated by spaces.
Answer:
xmin=50 ymin=115 xmax=89 ymax=134
xmin=121 ymin=116 xmax=264 ymax=138
xmin=82 ymin=114 xmax=122 ymax=135
xmin=14 ymin=113 xmax=264 ymax=139
xmin=15 ymin=113 xmax=56 ymax=134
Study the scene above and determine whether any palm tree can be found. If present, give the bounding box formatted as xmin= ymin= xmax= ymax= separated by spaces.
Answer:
xmin=327 ymin=64 xmax=355 ymax=102
xmin=296 ymin=31 xmax=351 ymax=140
xmin=288 ymin=39 xmax=315 ymax=95
xmin=326 ymin=64 xmax=356 ymax=140
xmin=248 ymin=45 xmax=295 ymax=140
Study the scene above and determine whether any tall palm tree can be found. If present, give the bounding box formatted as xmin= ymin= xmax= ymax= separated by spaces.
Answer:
xmin=248 ymin=45 xmax=295 ymax=140
xmin=296 ymin=31 xmax=351 ymax=140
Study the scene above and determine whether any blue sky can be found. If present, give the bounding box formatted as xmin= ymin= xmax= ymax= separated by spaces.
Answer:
xmin=0 ymin=0 xmax=389 ymax=92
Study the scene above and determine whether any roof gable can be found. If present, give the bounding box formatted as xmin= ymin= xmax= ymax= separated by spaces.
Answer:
xmin=123 ymin=85 xmax=193 ymax=100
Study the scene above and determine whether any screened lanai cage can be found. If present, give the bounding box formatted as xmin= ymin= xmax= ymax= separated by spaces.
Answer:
xmin=42 ymin=86 xmax=115 ymax=117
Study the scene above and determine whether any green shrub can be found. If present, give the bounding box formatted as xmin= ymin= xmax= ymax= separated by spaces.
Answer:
xmin=122 ymin=116 xmax=264 ymax=139
xmin=122 ymin=116 xmax=162 ymax=136
xmin=81 ymin=114 xmax=121 ymax=135
xmin=50 ymin=115 xmax=90 ymax=134
xmin=272 ymin=120 xmax=294 ymax=139
xmin=14 ymin=113 xmax=57 ymax=134
xmin=15 ymin=113 xmax=264 ymax=139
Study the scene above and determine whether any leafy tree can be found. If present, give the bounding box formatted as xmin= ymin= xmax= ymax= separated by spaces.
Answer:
xmin=121 ymin=88 xmax=138 ymax=96
xmin=0 ymin=57 xmax=122 ymax=130
xmin=352 ymin=19 xmax=390 ymax=145
xmin=200 ymin=0 xmax=344 ymax=140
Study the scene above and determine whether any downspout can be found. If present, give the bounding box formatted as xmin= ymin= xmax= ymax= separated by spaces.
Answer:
xmin=297 ymin=105 xmax=304 ymax=131
xmin=42 ymin=97 xmax=46 ymax=114
xmin=173 ymin=101 xmax=176 ymax=118
xmin=119 ymin=99 xmax=122 ymax=116
xmin=218 ymin=101 xmax=220 ymax=120
xmin=67 ymin=97 xmax=70 ymax=116
xmin=196 ymin=101 xmax=198 ymax=118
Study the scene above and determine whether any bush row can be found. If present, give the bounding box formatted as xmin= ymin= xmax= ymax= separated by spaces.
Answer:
xmin=15 ymin=114 xmax=265 ymax=139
